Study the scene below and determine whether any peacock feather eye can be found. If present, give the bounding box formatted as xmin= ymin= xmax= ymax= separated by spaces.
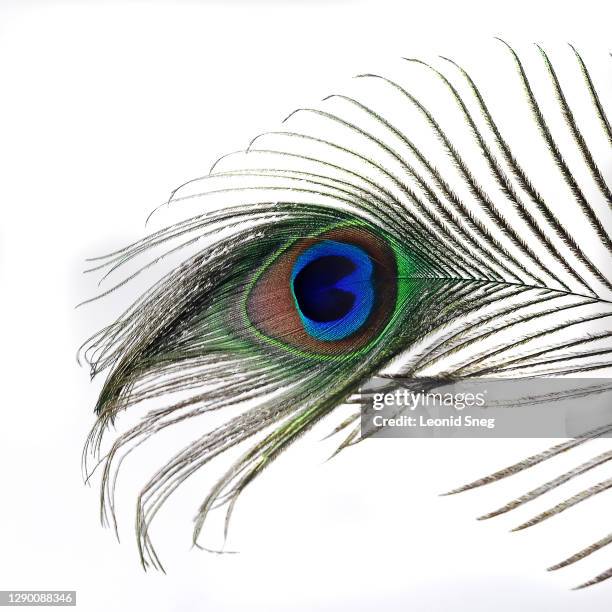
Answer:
xmin=291 ymin=240 xmax=374 ymax=341
xmin=246 ymin=225 xmax=399 ymax=355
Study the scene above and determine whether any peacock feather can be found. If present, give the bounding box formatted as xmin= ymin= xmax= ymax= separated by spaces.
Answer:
xmin=80 ymin=40 xmax=612 ymax=586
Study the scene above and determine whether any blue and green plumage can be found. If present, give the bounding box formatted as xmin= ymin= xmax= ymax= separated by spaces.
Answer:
xmin=80 ymin=41 xmax=612 ymax=586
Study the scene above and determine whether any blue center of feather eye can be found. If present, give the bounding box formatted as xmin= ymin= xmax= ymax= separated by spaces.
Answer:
xmin=291 ymin=240 xmax=374 ymax=341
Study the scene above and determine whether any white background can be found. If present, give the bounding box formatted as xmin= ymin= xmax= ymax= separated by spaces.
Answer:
xmin=1 ymin=1 xmax=612 ymax=610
